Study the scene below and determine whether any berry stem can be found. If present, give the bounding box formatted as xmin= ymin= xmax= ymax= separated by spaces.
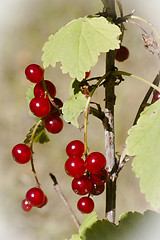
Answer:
xmin=29 ymin=119 xmax=42 ymax=188
xmin=49 ymin=173 xmax=80 ymax=228
xmin=131 ymin=15 xmax=160 ymax=44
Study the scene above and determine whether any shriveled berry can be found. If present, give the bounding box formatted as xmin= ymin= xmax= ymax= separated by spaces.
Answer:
xmin=54 ymin=98 xmax=63 ymax=108
xmin=12 ymin=143 xmax=32 ymax=164
xmin=90 ymin=183 xmax=105 ymax=196
xmin=66 ymin=140 xmax=84 ymax=157
xmin=45 ymin=114 xmax=63 ymax=134
xmin=115 ymin=46 xmax=129 ymax=62
xmin=72 ymin=175 xmax=92 ymax=195
xmin=65 ymin=156 xmax=86 ymax=178
xmin=30 ymin=97 xmax=51 ymax=118
xmin=85 ymin=71 xmax=91 ymax=79
xmin=34 ymin=80 xmax=56 ymax=99
xmin=26 ymin=187 xmax=45 ymax=207
xmin=22 ymin=199 xmax=32 ymax=212
xmin=85 ymin=152 xmax=106 ymax=174
xmin=77 ymin=197 xmax=94 ymax=214
xmin=25 ymin=64 xmax=44 ymax=83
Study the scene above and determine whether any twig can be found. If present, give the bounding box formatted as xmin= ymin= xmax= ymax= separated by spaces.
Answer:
xmin=49 ymin=173 xmax=80 ymax=229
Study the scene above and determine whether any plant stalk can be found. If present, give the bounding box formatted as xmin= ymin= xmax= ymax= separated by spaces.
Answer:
xmin=102 ymin=0 xmax=117 ymax=223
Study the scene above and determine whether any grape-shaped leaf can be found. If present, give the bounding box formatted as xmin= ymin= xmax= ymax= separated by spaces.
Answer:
xmin=62 ymin=92 xmax=88 ymax=128
xmin=79 ymin=212 xmax=98 ymax=237
xmin=42 ymin=17 xmax=121 ymax=80
xmin=126 ymin=100 xmax=160 ymax=209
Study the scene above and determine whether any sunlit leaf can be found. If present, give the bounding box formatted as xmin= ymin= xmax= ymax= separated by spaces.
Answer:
xmin=126 ymin=100 xmax=160 ymax=209
xmin=42 ymin=17 xmax=120 ymax=80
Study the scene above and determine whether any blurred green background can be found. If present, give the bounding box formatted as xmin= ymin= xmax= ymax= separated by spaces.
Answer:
xmin=1 ymin=0 xmax=160 ymax=239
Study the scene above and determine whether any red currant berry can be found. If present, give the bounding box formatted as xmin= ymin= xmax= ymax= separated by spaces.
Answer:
xmin=85 ymin=152 xmax=106 ymax=174
xmin=65 ymin=156 xmax=86 ymax=178
xmin=115 ymin=46 xmax=129 ymax=62
xmin=26 ymin=187 xmax=45 ymax=207
xmin=22 ymin=199 xmax=32 ymax=212
xmin=153 ymin=91 xmax=160 ymax=103
xmin=30 ymin=97 xmax=51 ymax=118
xmin=85 ymin=71 xmax=91 ymax=79
xmin=72 ymin=175 xmax=92 ymax=195
xmin=45 ymin=114 xmax=63 ymax=134
xmin=90 ymin=183 xmax=105 ymax=196
xmin=77 ymin=197 xmax=94 ymax=214
xmin=90 ymin=169 xmax=108 ymax=185
xmin=25 ymin=64 xmax=44 ymax=83
xmin=66 ymin=140 xmax=84 ymax=157
xmin=38 ymin=195 xmax=48 ymax=208
xmin=34 ymin=80 xmax=56 ymax=99
xmin=54 ymin=98 xmax=63 ymax=108
xmin=12 ymin=143 xmax=32 ymax=164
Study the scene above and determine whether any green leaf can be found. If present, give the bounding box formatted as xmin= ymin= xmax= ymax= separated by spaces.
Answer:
xmin=81 ymin=211 xmax=160 ymax=240
xmin=24 ymin=123 xmax=50 ymax=144
xmin=42 ymin=17 xmax=121 ymax=80
xmin=126 ymin=100 xmax=160 ymax=209
xmin=79 ymin=212 xmax=98 ymax=237
xmin=62 ymin=92 xmax=88 ymax=128
xmin=69 ymin=235 xmax=81 ymax=240
xmin=26 ymin=84 xmax=35 ymax=103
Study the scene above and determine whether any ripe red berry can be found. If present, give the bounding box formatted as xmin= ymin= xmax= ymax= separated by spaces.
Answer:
xmin=66 ymin=140 xmax=84 ymax=157
xmin=30 ymin=97 xmax=51 ymax=118
xmin=34 ymin=80 xmax=56 ymax=99
xmin=85 ymin=152 xmax=106 ymax=174
xmin=115 ymin=46 xmax=129 ymax=62
xmin=90 ymin=183 xmax=105 ymax=196
xmin=12 ymin=143 xmax=32 ymax=164
xmin=65 ymin=156 xmax=86 ymax=178
xmin=26 ymin=187 xmax=45 ymax=207
xmin=45 ymin=114 xmax=63 ymax=134
xmin=22 ymin=199 xmax=32 ymax=212
xmin=77 ymin=197 xmax=94 ymax=214
xmin=153 ymin=90 xmax=160 ymax=103
xmin=38 ymin=195 xmax=48 ymax=208
xmin=90 ymin=169 xmax=108 ymax=185
xmin=72 ymin=175 xmax=92 ymax=195
xmin=25 ymin=64 xmax=44 ymax=83
xmin=85 ymin=71 xmax=91 ymax=79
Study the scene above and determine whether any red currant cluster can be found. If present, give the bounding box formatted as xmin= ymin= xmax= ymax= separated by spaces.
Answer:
xmin=65 ymin=140 xmax=108 ymax=214
xmin=26 ymin=64 xmax=63 ymax=134
xmin=12 ymin=63 xmax=64 ymax=212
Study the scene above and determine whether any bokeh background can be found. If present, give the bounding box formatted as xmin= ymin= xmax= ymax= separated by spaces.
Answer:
xmin=1 ymin=0 xmax=160 ymax=239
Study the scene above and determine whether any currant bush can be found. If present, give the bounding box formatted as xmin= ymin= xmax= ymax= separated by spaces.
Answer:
xmin=77 ymin=197 xmax=94 ymax=214
xmin=71 ymin=175 xmax=92 ymax=195
xmin=66 ymin=140 xmax=84 ymax=157
xmin=30 ymin=97 xmax=51 ymax=118
xmin=115 ymin=45 xmax=129 ymax=62
xmin=34 ymin=80 xmax=56 ymax=99
xmin=85 ymin=152 xmax=106 ymax=174
xmin=65 ymin=156 xmax=86 ymax=178
xmin=153 ymin=90 xmax=160 ymax=103
xmin=90 ymin=183 xmax=105 ymax=196
xmin=26 ymin=187 xmax=45 ymax=207
xmin=89 ymin=169 xmax=108 ymax=185
xmin=44 ymin=113 xmax=63 ymax=134
xmin=22 ymin=199 xmax=32 ymax=212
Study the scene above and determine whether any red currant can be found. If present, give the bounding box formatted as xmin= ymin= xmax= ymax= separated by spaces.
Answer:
xmin=85 ymin=152 xmax=106 ymax=174
xmin=45 ymin=114 xmax=63 ymax=134
xmin=85 ymin=71 xmax=91 ymax=79
xmin=65 ymin=156 xmax=86 ymax=178
xmin=30 ymin=97 xmax=51 ymax=118
xmin=115 ymin=46 xmax=129 ymax=62
xmin=77 ymin=197 xmax=94 ymax=214
xmin=25 ymin=64 xmax=44 ymax=83
xmin=90 ymin=169 xmax=108 ymax=185
xmin=12 ymin=143 xmax=32 ymax=164
xmin=90 ymin=183 xmax=105 ymax=196
xmin=34 ymin=80 xmax=56 ymax=99
xmin=153 ymin=90 xmax=160 ymax=103
xmin=26 ymin=187 xmax=45 ymax=207
xmin=72 ymin=175 xmax=92 ymax=195
xmin=22 ymin=199 xmax=32 ymax=212
xmin=38 ymin=195 xmax=48 ymax=208
xmin=66 ymin=140 xmax=84 ymax=157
